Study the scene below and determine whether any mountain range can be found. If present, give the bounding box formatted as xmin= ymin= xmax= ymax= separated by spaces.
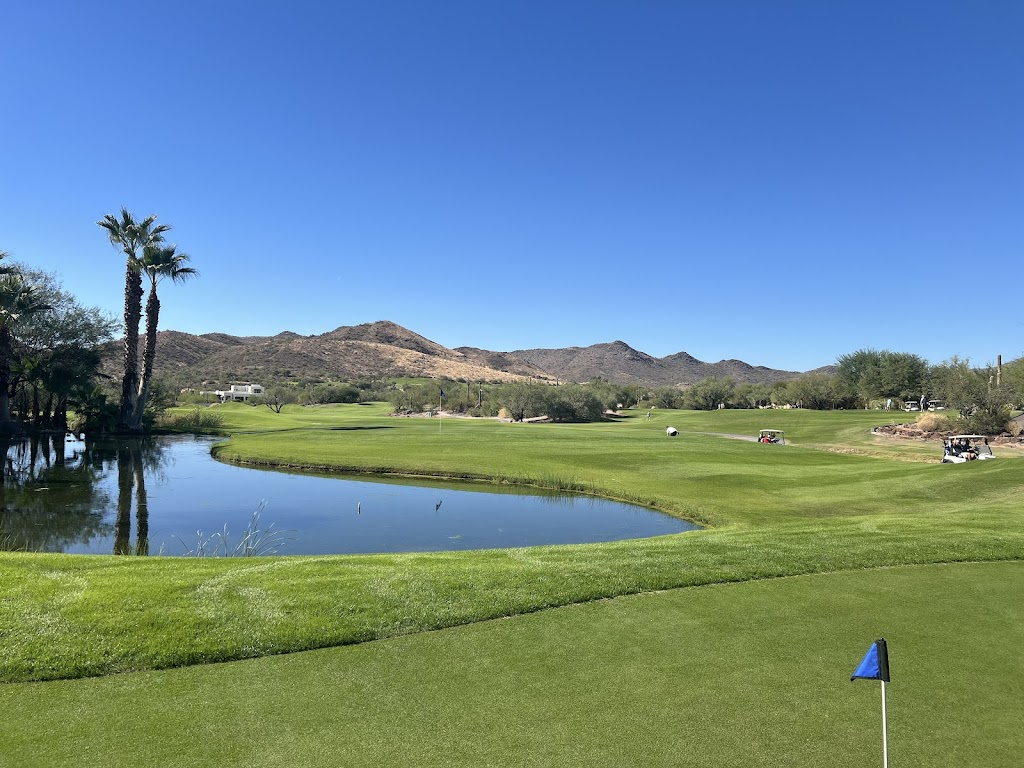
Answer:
xmin=117 ymin=320 xmax=823 ymax=388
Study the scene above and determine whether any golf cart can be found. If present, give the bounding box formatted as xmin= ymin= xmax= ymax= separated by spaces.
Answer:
xmin=941 ymin=434 xmax=996 ymax=463
xmin=903 ymin=400 xmax=920 ymax=412
xmin=928 ymin=400 xmax=947 ymax=411
xmin=758 ymin=429 xmax=785 ymax=445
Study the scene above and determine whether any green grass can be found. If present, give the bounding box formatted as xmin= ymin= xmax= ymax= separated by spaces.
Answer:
xmin=3 ymin=562 xmax=1021 ymax=767
xmin=2 ymin=403 xmax=1022 ymax=765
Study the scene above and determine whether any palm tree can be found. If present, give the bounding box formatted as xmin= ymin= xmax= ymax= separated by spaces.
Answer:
xmin=0 ymin=273 xmax=50 ymax=427
xmin=131 ymin=244 xmax=197 ymax=430
xmin=97 ymin=209 xmax=170 ymax=432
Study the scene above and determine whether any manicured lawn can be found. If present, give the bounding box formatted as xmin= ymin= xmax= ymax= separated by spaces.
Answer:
xmin=3 ymin=562 xmax=1021 ymax=767
xmin=1 ymin=404 xmax=1021 ymax=765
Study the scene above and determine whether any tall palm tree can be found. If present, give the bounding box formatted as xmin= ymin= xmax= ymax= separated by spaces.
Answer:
xmin=0 ymin=273 xmax=50 ymax=426
xmin=97 ymin=209 xmax=170 ymax=432
xmin=131 ymin=244 xmax=197 ymax=430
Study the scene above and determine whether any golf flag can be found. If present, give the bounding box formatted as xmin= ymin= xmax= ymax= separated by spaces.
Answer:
xmin=440 ymin=388 xmax=447 ymax=401
xmin=852 ymin=638 xmax=890 ymax=682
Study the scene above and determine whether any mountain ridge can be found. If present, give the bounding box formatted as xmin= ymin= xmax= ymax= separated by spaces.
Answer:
xmin=111 ymin=321 xmax=827 ymax=388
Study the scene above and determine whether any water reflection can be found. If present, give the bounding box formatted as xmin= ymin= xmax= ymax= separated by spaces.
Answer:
xmin=1 ymin=433 xmax=110 ymax=552
xmin=0 ymin=434 xmax=169 ymax=555
xmin=1 ymin=434 xmax=698 ymax=556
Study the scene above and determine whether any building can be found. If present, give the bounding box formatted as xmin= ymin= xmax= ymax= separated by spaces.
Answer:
xmin=212 ymin=383 xmax=264 ymax=402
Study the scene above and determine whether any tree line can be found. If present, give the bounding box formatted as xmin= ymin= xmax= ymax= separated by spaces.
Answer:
xmin=376 ymin=348 xmax=1023 ymax=435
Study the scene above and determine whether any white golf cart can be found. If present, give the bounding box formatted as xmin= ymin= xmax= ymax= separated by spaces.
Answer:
xmin=941 ymin=434 xmax=996 ymax=463
xmin=928 ymin=400 xmax=947 ymax=411
xmin=757 ymin=429 xmax=785 ymax=445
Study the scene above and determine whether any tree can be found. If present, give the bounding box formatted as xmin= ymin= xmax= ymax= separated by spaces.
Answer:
xmin=836 ymin=348 xmax=927 ymax=405
xmin=733 ymin=382 xmax=774 ymax=409
xmin=783 ymin=373 xmax=856 ymax=410
xmin=12 ymin=265 xmax=117 ymax=429
xmin=544 ymin=384 xmax=605 ymax=422
xmin=928 ymin=357 xmax=985 ymax=416
xmin=878 ymin=352 xmax=929 ymax=401
xmin=1002 ymin=357 xmax=1024 ymax=409
xmin=684 ymin=376 xmax=735 ymax=411
xmin=0 ymin=271 xmax=50 ymax=426
xmin=497 ymin=382 xmax=547 ymax=422
xmin=97 ymin=209 xmax=171 ymax=432
xmin=250 ymin=385 xmax=297 ymax=413
xmin=133 ymin=244 xmax=197 ymax=430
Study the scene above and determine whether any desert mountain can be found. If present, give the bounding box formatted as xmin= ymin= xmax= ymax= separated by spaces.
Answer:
xmin=111 ymin=320 xmax=813 ymax=388
xmin=513 ymin=342 xmax=804 ymax=386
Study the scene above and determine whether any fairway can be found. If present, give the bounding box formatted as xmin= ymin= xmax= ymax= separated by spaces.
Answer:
xmin=2 ymin=405 xmax=1022 ymax=766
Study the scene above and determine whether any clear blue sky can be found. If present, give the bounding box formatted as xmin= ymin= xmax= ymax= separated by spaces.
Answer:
xmin=2 ymin=1 xmax=1021 ymax=372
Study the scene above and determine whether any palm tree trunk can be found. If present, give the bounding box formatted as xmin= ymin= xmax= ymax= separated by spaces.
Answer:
xmin=132 ymin=286 xmax=160 ymax=431
xmin=120 ymin=260 xmax=144 ymax=432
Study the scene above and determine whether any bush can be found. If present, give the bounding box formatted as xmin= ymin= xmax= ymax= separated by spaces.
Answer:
xmin=915 ymin=412 xmax=953 ymax=432
xmin=960 ymin=407 xmax=1011 ymax=436
xmin=158 ymin=408 xmax=225 ymax=431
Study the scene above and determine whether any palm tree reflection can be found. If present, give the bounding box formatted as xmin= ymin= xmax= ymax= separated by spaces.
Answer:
xmin=1 ymin=434 xmax=165 ymax=554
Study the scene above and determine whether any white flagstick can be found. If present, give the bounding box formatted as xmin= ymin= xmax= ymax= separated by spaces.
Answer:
xmin=881 ymin=679 xmax=889 ymax=768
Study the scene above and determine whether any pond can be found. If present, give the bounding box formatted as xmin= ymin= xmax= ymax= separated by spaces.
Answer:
xmin=0 ymin=434 xmax=698 ymax=556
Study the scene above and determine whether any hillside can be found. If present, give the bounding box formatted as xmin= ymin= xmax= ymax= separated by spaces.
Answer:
xmin=514 ymin=342 xmax=804 ymax=386
xmin=106 ymin=321 xmax=814 ymax=388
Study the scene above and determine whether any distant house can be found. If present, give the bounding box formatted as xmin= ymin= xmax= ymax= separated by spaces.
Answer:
xmin=212 ymin=383 xmax=264 ymax=402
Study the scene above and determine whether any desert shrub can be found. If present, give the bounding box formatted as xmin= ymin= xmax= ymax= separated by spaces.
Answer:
xmin=915 ymin=412 xmax=953 ymax=432
xmin=960 ymin=406 xmax=1011 ymax=436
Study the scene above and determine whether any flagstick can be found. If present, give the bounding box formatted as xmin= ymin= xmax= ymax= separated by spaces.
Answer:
xmin=881 ymin=680 xmax=889 ymax=768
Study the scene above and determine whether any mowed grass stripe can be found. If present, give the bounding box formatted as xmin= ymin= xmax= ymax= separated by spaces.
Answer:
xmin=2 ymin=562 xmax=1021 ymax=768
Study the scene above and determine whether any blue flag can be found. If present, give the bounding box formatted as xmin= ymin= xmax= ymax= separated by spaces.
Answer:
xmin=440 ymin=388 xmax=446 ymax=401
xmin=852 ymin=638 xmax=890 ymax=682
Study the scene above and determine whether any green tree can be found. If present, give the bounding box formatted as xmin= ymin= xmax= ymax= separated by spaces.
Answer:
xmin=250 ymin=385 xmax=298 ymax=413
xmin=928 ymin=357 xmax=985 ymax=416
xmin=133 ymin=244 xmax=197 ymax=430
xmin=684 ymin=377 xmax=735 ymax=411
xmin=783 ymin=373 xmax=856 ymax=410
xmin=97 ymin=209 xmax=171 ymax=432
xmin=0 ymin=271 xmax=50 ymax=426
xmin=650 ymin=386 xmax=683 ymax=409
xmin=836 ymin=348 xmax=927 ymax=405
xmin=544 ymin=384 xmax=605 ymax=422
xmin=732 ymin=382 xmax=774 ymax=409
xmin=498 ymin=382 xmax=547 ymax=422
xmin=13 ymin=265 xmax=117 ymax=429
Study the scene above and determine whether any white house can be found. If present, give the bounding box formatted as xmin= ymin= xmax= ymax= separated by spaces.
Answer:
xmin=213 ymin=383 xmax=265 ymax=402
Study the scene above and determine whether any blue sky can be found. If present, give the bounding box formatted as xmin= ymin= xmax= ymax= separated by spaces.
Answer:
xmin=1 ymin=1 xmax=1020 ymax=372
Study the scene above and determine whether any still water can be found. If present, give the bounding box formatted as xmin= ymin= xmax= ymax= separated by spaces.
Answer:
xmin=0 ymin=434 xmax=697 ymax=556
